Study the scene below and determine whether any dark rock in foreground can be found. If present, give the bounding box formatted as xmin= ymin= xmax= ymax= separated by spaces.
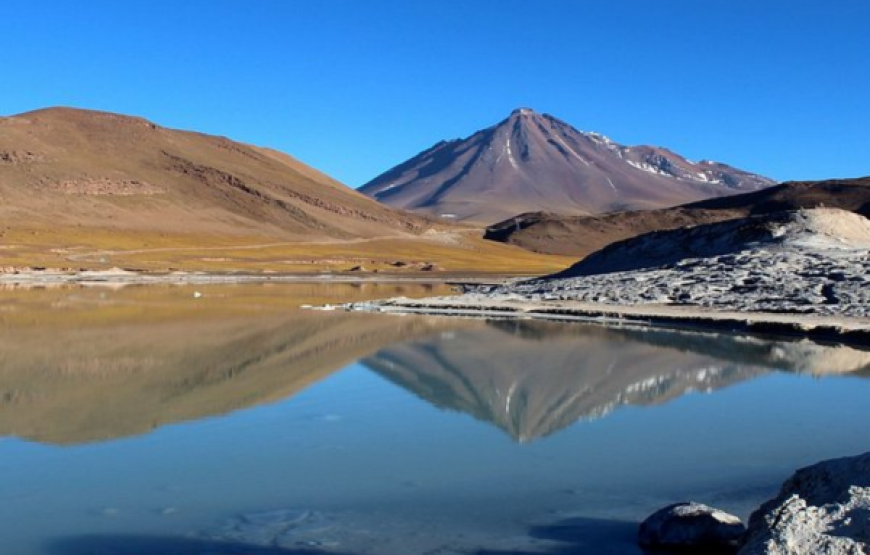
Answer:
xmin=639 ymin=502 xmax=745 ymax=551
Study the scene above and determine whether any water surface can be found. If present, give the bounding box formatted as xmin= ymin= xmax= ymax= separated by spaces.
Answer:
xmin=1 ymin=283 xmax=869 ymax=555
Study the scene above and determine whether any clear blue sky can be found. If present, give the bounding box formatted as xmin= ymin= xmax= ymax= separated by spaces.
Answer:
xmin=2 ymin=0 xmax=868 ymax=186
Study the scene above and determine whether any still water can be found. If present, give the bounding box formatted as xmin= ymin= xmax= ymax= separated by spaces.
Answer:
xmin=1 ymin=283 xmax=869 ymax=555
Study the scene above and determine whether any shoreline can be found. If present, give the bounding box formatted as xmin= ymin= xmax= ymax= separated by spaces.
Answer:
xmin=5 ymin=268 xmax=869 ymax=347
xmin=345 ymin=296 xmax=870 ymax=347
xmin=0 ymin=269 xmax=509 ymax=287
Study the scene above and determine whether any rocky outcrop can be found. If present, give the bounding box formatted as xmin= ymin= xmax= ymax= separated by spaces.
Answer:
xmin=558 ymin=208 xmax=870 ymax=277
xmin=471 ymin=209 xmax=870 ymax=318
xmin=483 ymin=178 xmax=870 ymax=258
xmin=0 ymin=149 xmax=43 ymax=164
xmin=47 ymin=178 xmax=164 ymax=196
xmin=639 ymin=502 xmax=746 ymax=550
xmin=738 ymin=452 xmax=870 ymax=555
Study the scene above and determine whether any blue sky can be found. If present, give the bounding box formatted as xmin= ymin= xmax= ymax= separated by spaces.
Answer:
xmin=2 ymin=0 xmax=868 ymax=186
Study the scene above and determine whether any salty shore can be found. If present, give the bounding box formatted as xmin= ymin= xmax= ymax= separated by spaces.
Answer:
xmin=7 ymin=266 xmax=865 ymax=346
xmin=345 ymin=209 xmax=870 ymax=346
xmin=345 ymin=295 xmax=870 ymax=345
xmin=0 ymin=268 xmax=499 ymax=287
xmin=8 ymin=206 xmax=870 ymax=349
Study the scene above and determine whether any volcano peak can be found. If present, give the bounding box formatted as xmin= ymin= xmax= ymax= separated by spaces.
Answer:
xmin=360 ymin=110 xmax=776 ymax=225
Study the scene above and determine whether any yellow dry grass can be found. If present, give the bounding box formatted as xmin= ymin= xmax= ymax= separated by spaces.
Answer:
xmin=0 ymin=225 xmax=574 ymax=275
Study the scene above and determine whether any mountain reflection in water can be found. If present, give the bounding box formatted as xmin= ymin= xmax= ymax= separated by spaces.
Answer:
xmin=362 ymin=320 xmax=870 ymax=442
xmin=0 ymin=282 xmax=462 ymax=444
xmin=1 ymin=284 xmax=868 ymax=447
xmin=2 ymin=285 xmax=870 ymax=555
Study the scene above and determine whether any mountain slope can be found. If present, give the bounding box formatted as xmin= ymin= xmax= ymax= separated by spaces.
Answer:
xmin=0 ymin=107 xmax=431 ymax=240
xmin=484 ymin=177 xmax=870 ymax=257
xmin=360 ymin=108 xmax=775 ymax=224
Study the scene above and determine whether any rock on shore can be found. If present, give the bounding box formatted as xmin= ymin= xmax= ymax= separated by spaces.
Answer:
xmin=639 ymin=502 xmax=745 ymax=550
xmin=738 ymin=451 xmax=870 ymax=555
xmin=638 ymin=452 xmax=870 ymax=554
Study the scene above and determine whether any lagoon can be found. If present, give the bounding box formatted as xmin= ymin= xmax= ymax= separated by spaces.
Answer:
xmin=1 ymin=284 xmax=869 ymax=555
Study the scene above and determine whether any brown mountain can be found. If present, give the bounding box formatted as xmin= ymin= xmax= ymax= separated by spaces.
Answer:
xmin=0 ymin=106 xmax=431 ymax=240
xmin=359 ymin=108 xmax=775 ymax=225
xmin=484 ymin=177 xmax=870 ymax=257
xmin=0 ymin=107 xmax=575 ymax=276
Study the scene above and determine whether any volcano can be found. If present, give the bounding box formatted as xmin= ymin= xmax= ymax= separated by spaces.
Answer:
xmin=360 ymin=108 xmax=775 ymax=224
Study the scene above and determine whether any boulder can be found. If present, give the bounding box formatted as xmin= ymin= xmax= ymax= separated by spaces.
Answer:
xmin=738 ymin=451 xmax=870 ymax=555
xmin=639 ymin=502 xmax=745 ymax=550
